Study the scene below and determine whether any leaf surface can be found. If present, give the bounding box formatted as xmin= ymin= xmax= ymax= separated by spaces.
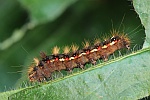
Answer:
xmin=9 ymin=47 xmax=150 ymax=100
xmin=133 ymin=0 xmax=150 ymax=47
xmin=19 ymin=0 xmax=77 ymax=25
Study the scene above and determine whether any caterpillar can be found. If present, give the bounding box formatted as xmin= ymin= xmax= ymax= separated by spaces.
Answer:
xmin=28 ymin=30 xmax=130 ymax=82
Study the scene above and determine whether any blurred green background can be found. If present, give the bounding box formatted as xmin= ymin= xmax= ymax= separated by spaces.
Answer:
xmin=0 ymin=0 xmax=145 ymax=92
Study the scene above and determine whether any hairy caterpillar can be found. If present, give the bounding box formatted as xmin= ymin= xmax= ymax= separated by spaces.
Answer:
xmin=28 ymin=30 xmax=130 ymax=82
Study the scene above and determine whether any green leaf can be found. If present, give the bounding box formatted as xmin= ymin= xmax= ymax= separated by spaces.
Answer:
xmin=19 ymin=0 xmax=77 ymax=25
xmin=0 ymin=89 xmax=22 ymax=100
xmin=8 ymin=47 xmax=150 ymax=100
xmin=133 ymin=0 xmax=150 ymax=47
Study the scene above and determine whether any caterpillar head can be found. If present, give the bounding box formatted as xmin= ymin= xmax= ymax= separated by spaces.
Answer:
xmin=111 ymin=35 xmax=130 ymax=50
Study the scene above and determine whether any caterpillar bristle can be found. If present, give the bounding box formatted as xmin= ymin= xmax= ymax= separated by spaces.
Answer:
xmin=71 ymin=44 xmax=79 ymax=53
xmin=110 ymin=29 xmax=127 ymax=39
xmin=110 ymin=29 xmax=120 ymax=36
xmin=28 ymin=65 xmax=34 ymax=73
xmin=63 ymin=46 xmax=70 ymax=54
xmin=33 ymin=58 xmax=39 ymax=66
xmin=94 ymin=38 xmax=101 ymax=45
xmin=82 ymin=40 xmax=90 ymax=49
xmin=52 ymin=46 xmax=60 ymax=55
xmin=40 ymin=51 xmax=47 ymax=58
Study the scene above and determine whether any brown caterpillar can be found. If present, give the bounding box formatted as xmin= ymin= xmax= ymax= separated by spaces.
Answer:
xmin=28 ymin=31 xmax=130 ymax=82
